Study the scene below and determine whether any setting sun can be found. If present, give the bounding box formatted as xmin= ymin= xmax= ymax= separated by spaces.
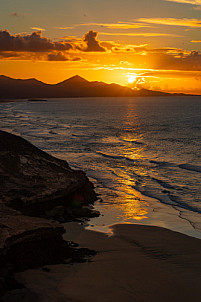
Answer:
xmin=128 ymin=75 xmax=137 ymax=84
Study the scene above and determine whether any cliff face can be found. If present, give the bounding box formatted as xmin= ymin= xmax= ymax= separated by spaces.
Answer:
xmin=0 ymin=130 xmax=97 ymax=219
xmin=0 ymin=130 xmax=98 ymax=295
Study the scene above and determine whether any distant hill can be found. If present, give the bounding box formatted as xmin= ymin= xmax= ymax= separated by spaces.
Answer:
xmin=0 ymin=75 xmax=190 ymax=99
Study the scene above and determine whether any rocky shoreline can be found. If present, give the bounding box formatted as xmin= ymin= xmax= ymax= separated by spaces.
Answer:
xmin=0 ymin=130 xmax=98 ymax=296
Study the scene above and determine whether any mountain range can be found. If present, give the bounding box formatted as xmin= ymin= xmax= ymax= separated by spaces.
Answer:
xmin=0 ymin=75 xmax=189 ymax=99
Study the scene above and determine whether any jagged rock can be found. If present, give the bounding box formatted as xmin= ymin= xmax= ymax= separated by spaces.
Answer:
xmin=0 ymin=130 xmax=98 ymax=296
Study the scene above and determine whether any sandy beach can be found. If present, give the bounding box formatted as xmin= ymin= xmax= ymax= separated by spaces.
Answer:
xmin=3 ymin=222 xmax=200 ymax=302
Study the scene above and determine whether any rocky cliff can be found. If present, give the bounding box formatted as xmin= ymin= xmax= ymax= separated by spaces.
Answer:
xmin=0 ymin=130 xmax=97 ymax=219
xmin=0 ymin=130 xmax=98 ymax=295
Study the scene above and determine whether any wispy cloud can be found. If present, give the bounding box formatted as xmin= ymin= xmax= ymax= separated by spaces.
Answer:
xmin=191 ymin=40 xmax=201 ymax=42
xmin=60 ymin=36 xmax=79 ymax=42
xmin=55 ymin=27 xmax=74 ymax=30
xmin=141 ymin=69 xmax=201 ymax=77
xmin=138 ymin=18 xmax=201 ymax=27
xmin=78 ymin=22 xmax=149 ymax=29
xmin=165 ymin=0 xmax=201 ymax=4
xmin=99 ymin=32 xmax=180 ymax=37
xmin=31 ymin=27 xmax=46 ymax=31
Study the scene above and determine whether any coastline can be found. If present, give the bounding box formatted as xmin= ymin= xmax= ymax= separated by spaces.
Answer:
xmin=1 ymin=97 xmax=201 ymax=242
xmin=1 ymin=99 xmax=201 ymax=301
xmin=4 ymin=222 xmax=201 ymax=302
xmin=86 ymin=188 xmax=201 ymax=239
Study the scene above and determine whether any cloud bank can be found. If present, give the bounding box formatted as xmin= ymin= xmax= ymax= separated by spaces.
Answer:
xmin=0 ymin=29 xmax=201 ymax=72
xmin=0 ymin=30 xmax=72 ymax=52
xmin=0 ymin=29 xmax=107 ymax=58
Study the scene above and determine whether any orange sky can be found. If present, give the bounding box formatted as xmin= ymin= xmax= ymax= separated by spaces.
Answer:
xmin=0 ymin=0 xmax=201 ymax=94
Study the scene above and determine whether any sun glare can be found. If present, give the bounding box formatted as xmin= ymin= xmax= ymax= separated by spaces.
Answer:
xmin=128 ymin=75 xmax=137 ymax=84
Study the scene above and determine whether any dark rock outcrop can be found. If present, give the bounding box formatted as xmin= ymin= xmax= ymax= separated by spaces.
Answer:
xmin=0 ymin=130 xmax=97 ymax=219
xmin=0 ymin=130 xmax=98 ymax=295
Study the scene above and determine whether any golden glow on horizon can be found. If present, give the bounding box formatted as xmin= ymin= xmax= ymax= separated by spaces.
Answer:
xmin=0 ymin=22 xmax=200 ymax=94
xmin=0 ymin=0 xmax=201 ymax=95
xmin=0 ymin=28 xmax=201 ymax=94
xmin=1 ymin=59 xmax=201 ymax=94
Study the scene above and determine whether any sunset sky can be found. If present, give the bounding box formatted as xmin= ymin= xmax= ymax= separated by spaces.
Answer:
xmin=0 ymin=0 xmax=201 ymax=93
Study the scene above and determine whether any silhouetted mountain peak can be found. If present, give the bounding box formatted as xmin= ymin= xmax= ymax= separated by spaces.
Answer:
xmin=24 ymin=78 xmax=43 ymax=84
xmin=64 ymin=75 xmax=89 ymax=83
xmin=0 ymin=74 xmax=194 ymax=99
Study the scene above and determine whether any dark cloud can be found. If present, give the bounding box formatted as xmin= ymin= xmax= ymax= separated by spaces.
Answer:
xmin=0 ymin=29 xmax=200 ymax=72
xmin=0 ymin=51 xmax=20 ymax=58
xmin=0 ymin=30 xmax=72 ymax=52
xmin=82 ymin=30 xmax=106 ymax=52
xmin=151 ymin=50 xmax=201 ymax=71
xmin=117 ymin=45 xmax=201 ymax=71
xmin=47 ymin=52 xmax=81 ymax=61
xmin=47 ymin=52 xmax=69 ymax=61
xmin=72 ymin=57 xmax=81 ymax=61
xmin=0 ymin=29 xmax=106 ymax=54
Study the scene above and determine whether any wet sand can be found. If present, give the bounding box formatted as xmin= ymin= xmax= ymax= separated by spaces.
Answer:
xmin=4 ymin=222 xmax=200 ymax=302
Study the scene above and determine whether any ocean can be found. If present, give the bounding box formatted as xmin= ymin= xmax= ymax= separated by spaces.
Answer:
xmin=1 ymin=96 xmax=201 ymax=238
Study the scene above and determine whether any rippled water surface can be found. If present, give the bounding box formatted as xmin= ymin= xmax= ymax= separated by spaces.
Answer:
xmin=1 ymin=97 xmax=201 ymax=237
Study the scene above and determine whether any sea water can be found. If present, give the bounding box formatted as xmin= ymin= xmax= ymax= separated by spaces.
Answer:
xmin=1 ymin=96 xmax=201 ymax=238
